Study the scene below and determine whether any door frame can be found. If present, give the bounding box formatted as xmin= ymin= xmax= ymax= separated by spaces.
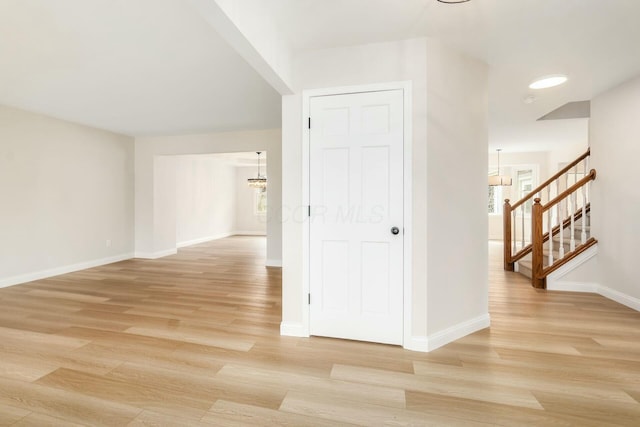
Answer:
xmin=301 ymin=81 xmax=413 ymax=348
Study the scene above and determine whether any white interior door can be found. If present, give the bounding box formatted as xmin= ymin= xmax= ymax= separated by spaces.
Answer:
xmin=309 ymin=89 xmax=404 ymax=345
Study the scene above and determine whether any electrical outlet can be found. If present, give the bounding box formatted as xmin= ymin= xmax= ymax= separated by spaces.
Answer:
xmin=106 ymin=239 xmax=112 ymax=248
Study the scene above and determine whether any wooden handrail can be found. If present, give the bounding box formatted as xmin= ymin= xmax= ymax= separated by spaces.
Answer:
xmin=542 ymin=169 xmax=596 ymax=212
xmin=511 ymin=148 xmax=590 ymax=211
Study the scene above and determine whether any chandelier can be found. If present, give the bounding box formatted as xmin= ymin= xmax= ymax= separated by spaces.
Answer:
xmin=488 ymin=149 xmax=512 ymax=186
xmin=247 ymin=151 xmax=267 ymax=191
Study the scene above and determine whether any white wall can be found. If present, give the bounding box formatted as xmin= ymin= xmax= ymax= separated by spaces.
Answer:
xmin=153 ymin=156 xmax=177 ymax=257
xmin=235 ymin=166 xmax=267 ymax=235
xmin=548 ymin=138 xmax=589 ymax=174
xmin=175 ymin=155 xmax=237 ymax=247
xmin=425 ymin=39 xmax=489 ymax=338
xmin=134 ymin=129 xmax=281 ymax=264
xmin=0 ymin=105 xmax=134 ymax=286
xmin=282 ymin=37 xmax=489 ymax=350
xmin=587 ymin=74 xmax=640 ymax=302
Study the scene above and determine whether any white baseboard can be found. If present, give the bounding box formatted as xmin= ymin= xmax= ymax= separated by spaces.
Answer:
xmin=425 ymin=313 xmax=491 ymax=352
xmin=548 ymin=281 xmax=640 ymax=313
xmin=280 ymin=322 xmax=308 ymax=337
xmin=233 ymin=231 xmax=267 ymax=236
xmin=177 ymin=232 xmax=234 ymax=248
xmin=547 ymin=281 xmax=599 ymax=293
xmin=266 ymin=259 xmax=282 ymax=267
xmin=282 ymin=315 xmax=491 ymax=352
xmin=599 ymin=285 xmax=640 ymax=312
xmin=0 ymin=253 xmax=134 ymax=289
xmin=134 ymin=249 xmax=177 ymax=259
xmin=404 ymin=336 xmax=429 ymax=352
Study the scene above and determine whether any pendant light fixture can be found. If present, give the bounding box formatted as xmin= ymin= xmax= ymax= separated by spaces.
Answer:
xmin=488 ymin=149 xmax=512 ymax=186
xmin=247 ymin=151 xmax=267 ymax=191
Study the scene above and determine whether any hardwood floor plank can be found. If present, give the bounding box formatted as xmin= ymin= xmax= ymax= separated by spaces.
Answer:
xmin=0 ymin=403 xmax=30 ymax=426
xmin=532 ymin=391 xmax=640 ymax=427
xmin=412 ymin=359 xmax=637 ymax=404
xmin=127 ymin=410 xmax=217 ymax=427
xmin=0 ymin=325 xmax=89 ymax=349
xmin=124 ymin=326 xmax=255 ymax=351
xmin=330 ymin=363 xmax=544 ymax=410
xmin=0 ymin=353 xmax=58 ymax=382
xmin=279 ymin=391 xmax=490 ymax=426
xmin=404 ymin=390 xmax=605 ymax=427
xmin=0 ymin=376 xmax=141 ymax=426
xmin=204 ymin=399 xmax=349 ymax=426
xmin=25 ymin=289 xmax=110 ymax=303
xmin=36 ymin=367 xmax=210 ymax=420
xmin=216 ymin=364 xmax=407 ymax=409
xmin=10 ymin=412 xmax=87 ymax=427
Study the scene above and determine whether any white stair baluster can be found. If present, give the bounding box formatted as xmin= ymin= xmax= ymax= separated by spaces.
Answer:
xmin=570 ymin=191 xmax=576 ymax=252
xmin=548 ymin=206 xmax=553 ymax=266
xmin=555 ymin=180 xmax=560 ymax=226
xmin=573 ymin=165 xmax=578 ymax=216
xmin=582 ymin=156 xmax=590 ymax=212
xmin=559 ymin=198 xmax=565 ymax=258
xmin=581 ymin=183 xmax=587 ymax=244
xmin=521 ymin=205 xmax=525 ymax=249
xmin=513 ymin=210 xmax=517 ymax=253
xmin=565 ymin=172 xmax=570 ymax=218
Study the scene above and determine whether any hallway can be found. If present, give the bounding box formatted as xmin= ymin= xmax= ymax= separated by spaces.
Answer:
xmin=0 ymin=237 xmax=638 ymax=425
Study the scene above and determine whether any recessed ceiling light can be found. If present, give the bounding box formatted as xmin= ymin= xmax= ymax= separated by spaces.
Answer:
xmin=529 ymin=75 xmax=568 ymax=90
xmin=437 ymin=0 xmax=471 ymax=3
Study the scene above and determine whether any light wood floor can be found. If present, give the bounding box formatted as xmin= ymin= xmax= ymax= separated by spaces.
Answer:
xmin=1 ymin=237 xmax=639 ymax=426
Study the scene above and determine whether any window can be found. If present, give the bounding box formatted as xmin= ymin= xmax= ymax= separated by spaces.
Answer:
xmin=488 ymin=177 xmax=502 ymax=214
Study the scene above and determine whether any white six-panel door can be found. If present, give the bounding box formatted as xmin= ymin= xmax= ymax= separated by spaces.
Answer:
xmin=309 ymin=89 xmax=404 ymax=345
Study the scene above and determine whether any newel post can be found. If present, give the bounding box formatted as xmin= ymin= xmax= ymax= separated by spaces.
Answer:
xmin=503 ymin=199 xmax=514 ymax=271
xmin=531 ymin=198 xmax=545 ymax=289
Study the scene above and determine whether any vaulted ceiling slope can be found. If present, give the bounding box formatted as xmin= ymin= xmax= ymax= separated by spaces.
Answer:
xmin=0 ymin=0 xmax=282 ymax=136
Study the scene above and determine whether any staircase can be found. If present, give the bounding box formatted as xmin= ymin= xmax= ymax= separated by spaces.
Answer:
xmin=503 ymin=149 xmax=597 ymax=288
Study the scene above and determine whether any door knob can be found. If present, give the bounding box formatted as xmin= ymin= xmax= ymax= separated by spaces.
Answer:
xmin=391 ymin=227 xmax=400 ymax=235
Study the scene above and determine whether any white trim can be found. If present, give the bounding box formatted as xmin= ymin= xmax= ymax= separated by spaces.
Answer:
xmin=548 ymin=281 xmax=640 ymax=313
xmin=547 ymin=281 xmax=598 ymax=293
xmin=599 ymin=285 xmax=640 ymax=312
xmin=280 ymin=321 xmax=307 ymax=337
xmin=300 ymin=80 xmax=414 ymax=346
xmin=546 ymin=244 xmax=598 ymax=287
xmin=426 ymin=314 xmax=491 ymax=352
xmin=176 ymin=232 xmax=234 ymax=248
xmin=404 ymin=336 xmax=429 ymax=352
xmin=266 ymin=259 xmax=282 ymax=267
xmin=233 ymin=231 xmax=267 ymax=236
xmin=0 ymin=253 xmax=134 ymax=289
xmin=134 ymin=249 xmax=177 ymax=259
xmin=402 ymin=82 xmax=413 ymax=351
